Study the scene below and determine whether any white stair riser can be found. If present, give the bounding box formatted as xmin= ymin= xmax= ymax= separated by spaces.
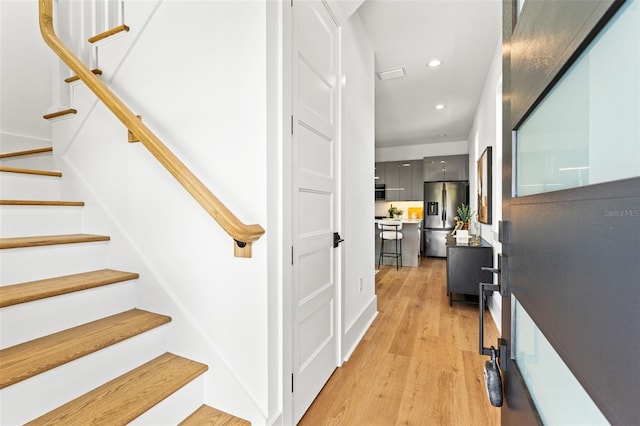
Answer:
xmin=0 ymin=281 xmax=136 ymax=349
xmin=0 ymin=154 xmax=55 ymax=170
xmin=0 ymin=206 xmax=83 ymax=238
xmin=0 ymin=326 xmax=169 ymax=426
xmin=0 ymin=173 xmax=61 ymax=200
xmin=0 ymin=134 xmax=51 ymax=153
xmin=130 ymin=376 xmax=204 ymax=426
xmin=0 ymin=242 xmax=109 ymax=285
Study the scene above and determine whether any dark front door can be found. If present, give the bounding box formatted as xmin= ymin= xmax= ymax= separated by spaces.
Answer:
xmin=498 ymin=0 xmax=640 ymax=424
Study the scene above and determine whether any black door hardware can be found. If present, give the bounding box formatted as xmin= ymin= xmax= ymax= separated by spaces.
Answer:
xmin=484 ymin=346 xmax=503 ymax=407
xmin=479 ymin=260 xmax=507 ymax=407
xmin=333 ymin=232 xmax=344 ymax=248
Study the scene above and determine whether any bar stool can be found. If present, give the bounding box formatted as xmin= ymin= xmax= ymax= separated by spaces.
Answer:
xmin=378 ymin=220 xmax=403 ymax=270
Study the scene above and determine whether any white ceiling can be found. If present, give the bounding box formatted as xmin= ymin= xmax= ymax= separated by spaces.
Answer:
xmin=356 ymin=0 xmax=502 ymax=148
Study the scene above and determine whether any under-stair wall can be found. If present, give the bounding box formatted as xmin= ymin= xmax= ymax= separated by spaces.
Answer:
xmin=0 ymin=148 xmax=250 ymax=424
xmin=2 ymin=0 xmax=273 ymax=424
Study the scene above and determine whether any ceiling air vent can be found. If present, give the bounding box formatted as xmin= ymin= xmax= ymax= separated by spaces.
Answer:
xmin=377 ymin=67 xmax=406 ymax=80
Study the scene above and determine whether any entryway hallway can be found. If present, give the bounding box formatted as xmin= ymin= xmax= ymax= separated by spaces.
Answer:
xmin=300 ymin=258 xmax=500 ymax=425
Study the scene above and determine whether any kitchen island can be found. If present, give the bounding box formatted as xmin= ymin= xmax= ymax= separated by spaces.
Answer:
xmin=375 ymin=218 xmax=423 ymax=268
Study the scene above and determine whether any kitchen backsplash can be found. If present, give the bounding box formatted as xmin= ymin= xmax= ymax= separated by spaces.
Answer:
xmin=375 ymin=201 xmax=423 ymax=219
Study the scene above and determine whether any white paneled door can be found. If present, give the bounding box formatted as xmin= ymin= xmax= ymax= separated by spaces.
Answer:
xmin=291 ymin=0 xmax=340 ymax=423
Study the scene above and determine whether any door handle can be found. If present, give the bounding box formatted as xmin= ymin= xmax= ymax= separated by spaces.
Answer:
xmin=479 ymin=259 xmax=508 ymax=408
xmin=442 ymin=186 xmax=447 ymax=221
xmin=482 ymin=254 xmax=508 ymax=296
xmin=479 ymin=281 xmax=500 ymax=356
xmin=333 ymin=232 xmax=344 ymax=248
xmin=479 ymin=281 xmax=507 ymax=408
xmin=479 ymin=256 xmax=509 ymax=363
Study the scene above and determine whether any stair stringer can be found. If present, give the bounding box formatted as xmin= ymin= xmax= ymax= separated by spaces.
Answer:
xmin=54 ymin=151 xmax=268 ymax=425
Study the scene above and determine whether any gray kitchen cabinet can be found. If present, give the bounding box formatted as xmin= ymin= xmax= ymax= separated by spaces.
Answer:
xmin=385 ymin=162 xmax=400 ymax=201
xmin=443 ymin=155 xmax=468 ymax=181
xmin=411 ymin=159 xmax=423 ymax=200
xmin=385 ymin=161 xmax=406 ymax=201
xmin=424 ymin=157 xmax=446 ymax=181
xmin=398 ymin=162 xmax=412 ymax=201
xmin=374 ymin=162 xmax=385 ymax=184
xmin=375 ymin=160 xmax=425 ymax=201
xmin=423 ymin=154 xmax=469 ymax=181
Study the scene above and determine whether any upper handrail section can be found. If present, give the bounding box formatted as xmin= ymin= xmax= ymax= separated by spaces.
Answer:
xmin=39 ymin=0 xmax=264 ymax=257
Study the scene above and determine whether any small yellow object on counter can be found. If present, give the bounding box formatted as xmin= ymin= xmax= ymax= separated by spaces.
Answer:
xmin=408 ymin=207 xmax=423 ymax=219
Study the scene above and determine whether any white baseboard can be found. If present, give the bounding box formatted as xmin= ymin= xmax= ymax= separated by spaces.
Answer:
xmin=342 ymin=296 xmax=378 ymax=363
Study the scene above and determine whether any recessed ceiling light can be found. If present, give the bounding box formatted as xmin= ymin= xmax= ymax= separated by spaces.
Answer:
xmin=434 ymin=104 xmax=445 ymax=110
xmin=437 ymin=134 xmax=446 ymax=137
xmin=377 ymin=67 xmax=406 ymax=80
xmin=427 ymin=59 xmax=442 ymax=68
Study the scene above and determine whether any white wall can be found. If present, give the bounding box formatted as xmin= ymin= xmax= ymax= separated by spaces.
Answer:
xmin=339 ymin=8 xmax=377 ymax=361
xmin=375 ymin=140 xmax=468 ymax=162
xmin=0 ymin=0 xmax=54 ymax=151
xmin=49 ymin=1 xmax=271 ymax=423
xmin=467 ymin=39 xmax=503 ymax=332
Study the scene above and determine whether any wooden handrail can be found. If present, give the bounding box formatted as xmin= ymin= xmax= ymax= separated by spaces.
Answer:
xmin=39 ymin=0 xmax=264 ymax=257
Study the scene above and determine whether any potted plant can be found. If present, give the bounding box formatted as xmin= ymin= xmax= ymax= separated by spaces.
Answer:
xmin=456 ymin=203 xmax=473 ymax=229
xmin=388 ymin=204 xmax=403 ymax=219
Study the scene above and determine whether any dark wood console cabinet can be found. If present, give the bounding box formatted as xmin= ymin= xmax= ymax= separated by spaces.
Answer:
xmin=446 ymin=235 xmax=493 ymax=306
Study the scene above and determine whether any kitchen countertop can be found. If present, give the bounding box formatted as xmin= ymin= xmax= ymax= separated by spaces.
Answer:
xmin=374 ymin=218 xmax=423 ymax=225
xmin=374 ymin=218 xmax=423 ymax=267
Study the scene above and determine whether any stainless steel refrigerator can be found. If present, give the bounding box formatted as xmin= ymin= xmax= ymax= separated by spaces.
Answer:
xmin=423 ymin=181 xmax=469 ymax=257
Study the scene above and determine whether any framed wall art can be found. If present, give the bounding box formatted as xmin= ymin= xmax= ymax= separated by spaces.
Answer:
xmin=477 ymin=146 xmax=492 ymax=224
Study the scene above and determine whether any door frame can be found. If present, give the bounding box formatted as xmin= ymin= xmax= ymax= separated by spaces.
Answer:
xmin=282 ymin=1 xmax=344 ymax=424
xmin=500 ymin=0 xmax=636 ymax=424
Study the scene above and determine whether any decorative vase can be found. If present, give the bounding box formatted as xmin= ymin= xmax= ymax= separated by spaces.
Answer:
xmin=462 ymin=222 xmax=470 ymax=230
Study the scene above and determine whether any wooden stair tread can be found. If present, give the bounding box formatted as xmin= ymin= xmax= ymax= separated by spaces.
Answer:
xmin=0 ymin=166 xmax=61 ymax=177
xmin=0 ymin=147 xmax=52 ymax=159
xmin=0 ymin=234 xmax=110 ymax=249
xmin=0 ymin=269 xmax=139 ymax=308
xmin=26 ymin=353 xmax=207 ymax=425
xmin=88 ymin=24 xmax=130 ymax=44
xmin=180 ymin=404 xmax=250 ymax=426
xmin=65 ymin=68 xmax=102 ymax=83
xmin=0 ymin=309 xmax=171 ymax=389
xmin=0 ymin=199 xmax=84 ymax=206
xmin=43 ymin=109 xmax=77 ymax=120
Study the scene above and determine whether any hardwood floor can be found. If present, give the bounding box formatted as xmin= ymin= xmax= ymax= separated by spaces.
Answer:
xmin=299 ymin=257 xmax=500 ymax=426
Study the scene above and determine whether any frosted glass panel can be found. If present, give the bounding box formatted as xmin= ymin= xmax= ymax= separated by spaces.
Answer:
xmin=514 ymin=299 xmax=609 ymax=425
xmin=516 ymin=0 xmax=525 ymax=18
xmin=516 ymin=0 xmax=640 ymax=196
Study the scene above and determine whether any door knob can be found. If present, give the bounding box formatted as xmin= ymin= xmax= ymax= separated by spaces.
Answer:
xmin=333 ymin=232 xmax=344 ymax=248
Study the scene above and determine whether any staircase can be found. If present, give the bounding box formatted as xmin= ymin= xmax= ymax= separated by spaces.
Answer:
xmin=0 ymin=149 xmax=249 ymax=424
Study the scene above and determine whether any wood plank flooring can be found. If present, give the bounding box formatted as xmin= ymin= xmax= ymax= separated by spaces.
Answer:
xmin=299 ymin=257 xmax=500 ymax=426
